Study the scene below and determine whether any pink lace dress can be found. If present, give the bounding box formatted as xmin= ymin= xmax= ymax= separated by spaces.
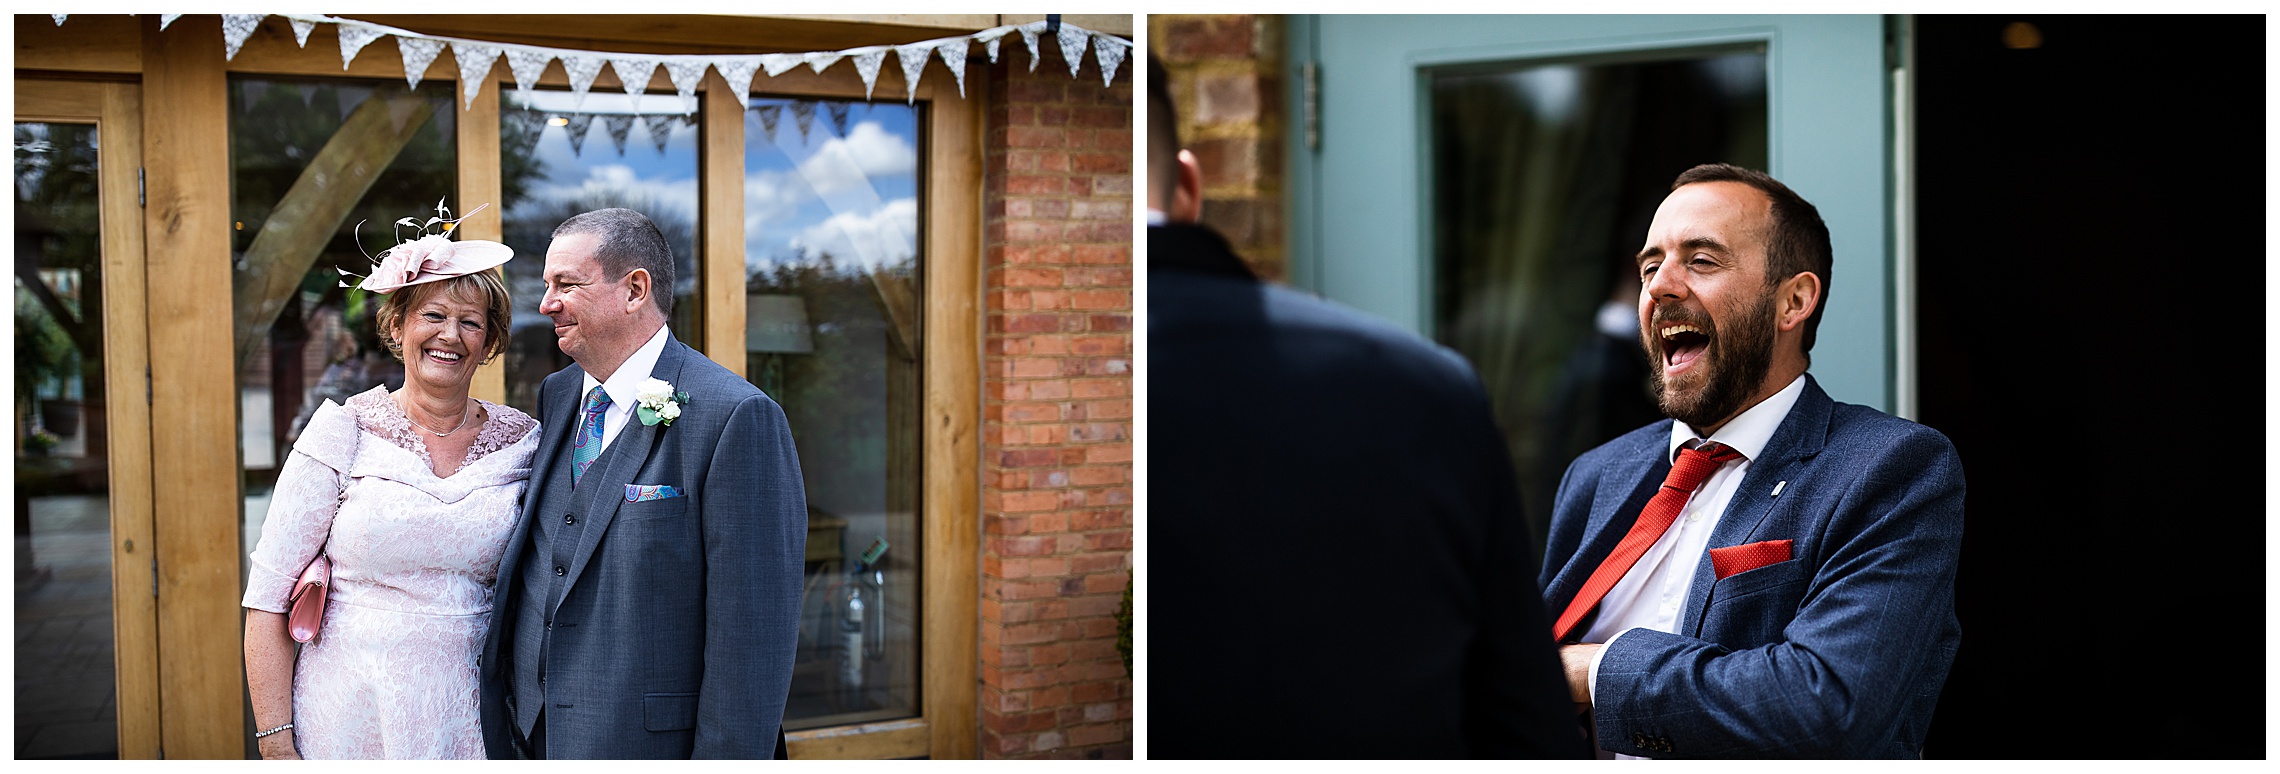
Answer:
xmin=242 ymin=386 xmax=539 ymax=759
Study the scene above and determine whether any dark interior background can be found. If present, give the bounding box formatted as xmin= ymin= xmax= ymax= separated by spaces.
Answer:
xmin=1914 ymin=15 xmax=2263 ymax=758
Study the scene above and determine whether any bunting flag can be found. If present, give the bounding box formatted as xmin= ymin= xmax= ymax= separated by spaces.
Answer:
xmin=940 ymin=40 xmax=971 ymax=98
xmin=756 ymin=104 xmax=783 ymax=143
xmin=805 ymin=51 xmax=844 ymax=76
xmin=664 ymin=59 xmax=707 ymax=110
xmin=717 ymin=58 xmax=761 ymax=104
xmin=564 ymin=113 xmax=594 ymax=156
xmin=610 ymin=58 xmax=659 ymax=112
xmin=397 ymin=36 xmax=446 ymax=91
xmin=1092 ymin=34 xmax=1127 ymax=87
xmin=221 ymin=14 xmax=264 ymax=61
xmin=1018 ymin=26 xmax=1043 ymax=73
xmin=562 ymin=55 xmax=606 ymax=108
xmin=71 ymin=15 xmax=1132 ymax=115
xmin=895 ymin=43 xmax=932 ymax=104
xmin=644 ymin=114 xmax=675 ymax=155
xmin=453 ymin=42 xmax=501 ymax=109
xmin=850 ymin=50 xmax=887 ymax=100
xmin=603 ymin=114 xmax=635 ymax=156
xmin=337 ymin=22 xmax=384 ymax=69
xmin=826 ymin=102 xmax=851 ymax=137
xmin=52 ymin=15 xmax=67 ymax=25
xmin=760 ymin=53 xmax=803 ymax=77
xmin=506 ymin=48 xmax=553 ymax=102
xmin=1056 ymin=22 xmax=1090 ymax=79
xmin=790 ymin=101 xmax=816 ymax=143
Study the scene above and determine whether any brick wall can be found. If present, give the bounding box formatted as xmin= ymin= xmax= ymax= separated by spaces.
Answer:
xmin=976 ymin=36 xmax=1134 ymax=760
xmin=1150 ymin=14 xmax=1287 ymax=280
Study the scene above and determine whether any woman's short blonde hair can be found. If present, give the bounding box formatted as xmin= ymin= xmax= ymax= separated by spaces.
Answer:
xmin=374 ymin=269 xmax=513 ymax=365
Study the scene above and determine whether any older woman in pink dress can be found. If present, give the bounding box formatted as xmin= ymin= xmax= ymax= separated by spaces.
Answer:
xmin=241 ymin=211 xmax=537 ymax=759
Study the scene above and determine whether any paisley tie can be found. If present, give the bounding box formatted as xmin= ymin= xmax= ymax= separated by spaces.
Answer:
xmin=570 ymin=385 xmax=611 ymax=486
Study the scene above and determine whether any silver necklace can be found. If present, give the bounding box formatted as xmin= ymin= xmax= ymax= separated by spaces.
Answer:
xmin=406 ymin=398 xmax=476 ymax=437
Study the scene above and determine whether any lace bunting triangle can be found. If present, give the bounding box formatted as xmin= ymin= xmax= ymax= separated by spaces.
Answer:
xmin=562 ymin=55 xmax=606 ymax=110
xmin=221 ymin=14 xmax=264 ymax=62
xmin=1057 ymin=24 xmax=1090 ymax=79
xmin=506 ymin=48 xmax=554 ymax=105
xmin=397 ymin=36 xmax=446 ymax=91
xmin=453 ymin=42 xmax=502 ymax=109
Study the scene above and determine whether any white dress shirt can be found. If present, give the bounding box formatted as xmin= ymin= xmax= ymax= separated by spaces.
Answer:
xmin=577 ymin=325 xmax=673 ymax=456
xmin=1584 ymin=373 xmax=1808 ymax=758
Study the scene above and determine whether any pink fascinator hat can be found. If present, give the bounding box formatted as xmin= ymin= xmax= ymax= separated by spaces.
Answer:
xmin=349 ymin=200 xmax=513 ymax=294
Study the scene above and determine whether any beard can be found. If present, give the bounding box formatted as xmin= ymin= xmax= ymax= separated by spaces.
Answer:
xmin=1646 ymin=289 xmax=1778 ymax=431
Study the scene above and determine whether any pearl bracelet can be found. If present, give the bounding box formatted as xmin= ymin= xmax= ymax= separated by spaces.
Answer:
xmin=254 ymin=722 xmax=294 ymax=739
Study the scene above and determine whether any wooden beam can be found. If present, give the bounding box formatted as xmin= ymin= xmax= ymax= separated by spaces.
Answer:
xmin=699 ymin=69 xmax=747 ymax=375
xmin=787 ymin=718 xmax=931 ymax=759
xmin=458 ymin=66 xmax=508 ymax=405
xmin=232 ymin=86 xmax=436 ymax=369
xmin=18 ymin=76 xmax=166 ymax=761
xmin=139 ymin=14 xmax=247 ymax=760
xmin=922 ymin=79 xmax=984 ymax=761
xmin=96 ymin=78 xmax=162 ymax=763
xmin=14 ymin=14 xmax=141 ymax=73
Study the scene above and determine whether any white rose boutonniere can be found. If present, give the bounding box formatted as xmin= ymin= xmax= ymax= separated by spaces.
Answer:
xmin=635 ymin=378 xmax=688 ymax=427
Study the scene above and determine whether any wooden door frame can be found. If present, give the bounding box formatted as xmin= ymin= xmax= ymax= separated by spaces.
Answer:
xmin=14 ymin=78 xmax=162 ymax=760
xmin=19 ymin=13 xmax=983 ymax=759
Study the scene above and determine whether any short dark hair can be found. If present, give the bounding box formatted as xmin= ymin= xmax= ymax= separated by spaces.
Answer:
xmin=375 ymin=270 xmax=513 ymax=365
xmin=1146 ymin=52 xmax=1179 ymax=209
xmin=1670 ymin=163 xmax=1833 ymax=354
xmin=552 ymin=208 xmax=676 ymax=317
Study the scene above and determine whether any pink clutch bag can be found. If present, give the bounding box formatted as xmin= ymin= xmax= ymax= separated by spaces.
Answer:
xmin=287 ymin=553 xmax=330 ymax=643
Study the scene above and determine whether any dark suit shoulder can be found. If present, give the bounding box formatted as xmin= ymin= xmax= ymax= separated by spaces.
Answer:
xmin=671 ymin=346 xmax=765 ymax=402
xmin=1823 ymin=399 xmax=1962 ymax=469
xmin=1151 ymin=269 xmax=1486 ymax=405
xmin=1568 ymin=416 xmax=1675 ymax=474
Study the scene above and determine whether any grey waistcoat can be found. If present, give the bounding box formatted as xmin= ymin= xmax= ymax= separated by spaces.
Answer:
xmin=510 ymin=432 xmax=630 ymax=736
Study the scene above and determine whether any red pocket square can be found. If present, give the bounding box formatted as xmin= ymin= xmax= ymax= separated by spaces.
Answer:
xmin=1709 ymin=540 xmax=1793 ymax=580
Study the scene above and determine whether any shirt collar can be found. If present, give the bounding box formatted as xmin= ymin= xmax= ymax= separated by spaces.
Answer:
xmin=581 ymin=325 xmax=674 ymax=409
xmin=1665 ymin=373 xmax=1809 ymax=464
xmin=1145 ymin=208 xmax=1168 ymax=227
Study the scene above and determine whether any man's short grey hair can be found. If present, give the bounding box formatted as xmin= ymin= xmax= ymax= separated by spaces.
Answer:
xmin=553 ymin=208 xmax=676 ymax=317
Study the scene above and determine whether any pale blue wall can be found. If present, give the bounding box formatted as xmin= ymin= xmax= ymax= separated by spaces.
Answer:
xmin=1286 ymin=15 xmax=1895 ymax=410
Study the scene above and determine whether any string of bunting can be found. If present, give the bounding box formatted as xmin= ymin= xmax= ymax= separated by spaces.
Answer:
xmin=52 ymin=14 xmax=1132 ymax=114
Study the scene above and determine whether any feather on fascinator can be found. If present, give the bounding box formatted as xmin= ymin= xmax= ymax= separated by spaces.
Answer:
xmin=342 ymin=199 xmax=513 ymax=294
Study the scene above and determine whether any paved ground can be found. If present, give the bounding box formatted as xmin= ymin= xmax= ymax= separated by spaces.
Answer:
xmin=16 ymin=494 xmax=119 ymax=759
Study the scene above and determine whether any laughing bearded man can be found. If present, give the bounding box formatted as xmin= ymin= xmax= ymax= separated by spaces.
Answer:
xmin=1537 ymin=164 xmax=1965 ymax=758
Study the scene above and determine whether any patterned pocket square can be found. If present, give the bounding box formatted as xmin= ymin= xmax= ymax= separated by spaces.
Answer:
xmin=1709 ymin=539 xmax=1793 ymax=580
xmin=625 ymin=484 xmax=684 ymax=502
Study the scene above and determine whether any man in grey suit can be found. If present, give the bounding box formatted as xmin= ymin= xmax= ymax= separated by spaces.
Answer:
xmin=478 ymin=208 xmax=806 ymax=759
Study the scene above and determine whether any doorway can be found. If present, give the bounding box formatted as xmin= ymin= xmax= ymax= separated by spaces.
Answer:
xmin=14 ymin=78 xmax=160 ymax=759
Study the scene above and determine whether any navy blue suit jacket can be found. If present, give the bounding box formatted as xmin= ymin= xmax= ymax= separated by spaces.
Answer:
xmin=1540 ymin=375 xmax=1964 ymax=758
xmin=1151 ymin=224 xmax=1585 ymax=759
xmin=479 ymin=337 xmax=806 ymax=758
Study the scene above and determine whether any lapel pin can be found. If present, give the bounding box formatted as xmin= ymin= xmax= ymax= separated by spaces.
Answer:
xmin=1771 ymin=480 xmax=1787 ymax=497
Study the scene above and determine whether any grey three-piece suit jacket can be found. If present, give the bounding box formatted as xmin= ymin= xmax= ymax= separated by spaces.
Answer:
xmin=478 ymin=335 xmax=807 ymax=759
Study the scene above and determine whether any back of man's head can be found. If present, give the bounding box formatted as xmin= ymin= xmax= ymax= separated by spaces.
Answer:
xmin=1146 ymin=54 xmax=1179 ymax=212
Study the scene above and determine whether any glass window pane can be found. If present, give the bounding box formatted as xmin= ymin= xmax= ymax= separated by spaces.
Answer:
xmin=1430 ymin=51 xmax=1767 ymax=551
xmin=15 ymin=120 xmax=120 ymax=759
xmin=744 ymin=96 xmax=922 ymax=729
xmin=498 ymin=90 xmax=703 ymax=415
xmin=226 ymin=78 xmax=457 ymax=740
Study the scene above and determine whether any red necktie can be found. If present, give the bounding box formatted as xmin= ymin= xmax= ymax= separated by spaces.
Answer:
xmin=1552 ymin=440 xmax=1744 ymax=642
